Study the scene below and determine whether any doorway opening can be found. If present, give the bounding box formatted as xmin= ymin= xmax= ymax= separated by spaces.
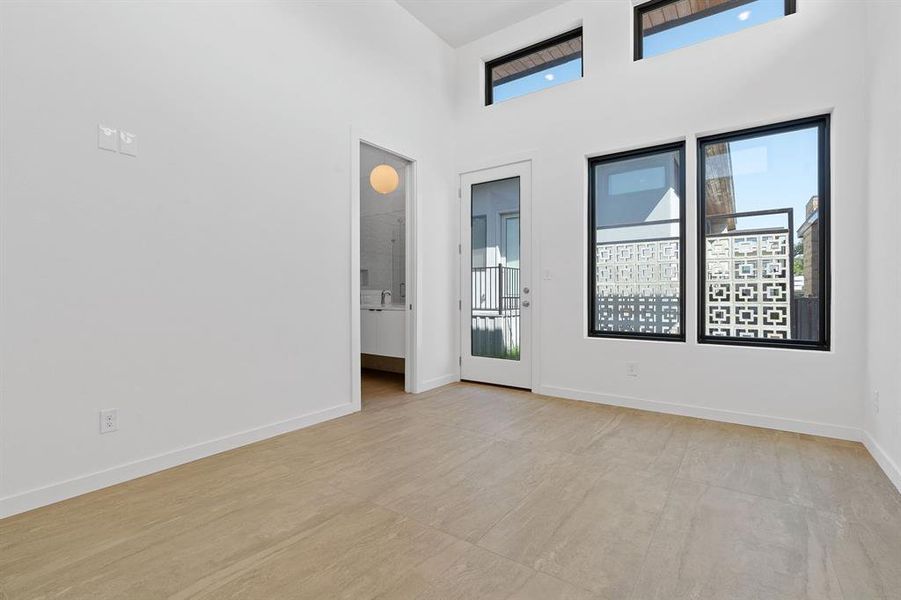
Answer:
xmin=357 ymin=142 xmax=414 ymax=410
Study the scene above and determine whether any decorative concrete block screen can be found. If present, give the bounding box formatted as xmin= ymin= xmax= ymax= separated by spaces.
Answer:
xmin=705 ymin=232 xmax=791 ymax=339
xmin=594 ymin=239 xmax=680 ymax=334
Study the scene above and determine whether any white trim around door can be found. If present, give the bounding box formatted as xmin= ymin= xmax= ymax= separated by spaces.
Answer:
xmin=459 ymin=161 xmax=533 ymax=389
xmin=350 ymin=129 xmax=421 ymax=411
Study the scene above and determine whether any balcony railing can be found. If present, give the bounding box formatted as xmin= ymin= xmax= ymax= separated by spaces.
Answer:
xmin=471 ymin=265 xmax=520 ymax=314
xmin=471 ymin=265 xmax=520 ymax=360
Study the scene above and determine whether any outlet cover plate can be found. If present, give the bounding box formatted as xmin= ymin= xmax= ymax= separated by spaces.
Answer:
xmin=100 ymin=408 xmax=118 ymax=434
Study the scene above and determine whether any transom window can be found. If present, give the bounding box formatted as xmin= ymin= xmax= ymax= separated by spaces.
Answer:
xmin=634 ymin=0 xmax=796 ymax=60
xmin=485 ymin=28 xmax=583 ymax=105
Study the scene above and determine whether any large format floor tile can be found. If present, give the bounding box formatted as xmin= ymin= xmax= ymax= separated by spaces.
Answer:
xmin=632 ymin=479 xmax=844 ymax=600
xmin=1 ymin=370 xmax=899 ymax=599
xmin=382 ymin=439 xmax=575 ymax=542
xmin=479 ymin=463 xmax=671 ymax=598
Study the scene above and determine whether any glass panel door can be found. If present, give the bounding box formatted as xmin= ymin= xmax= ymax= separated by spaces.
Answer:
xmin=460 ymin=162 xmax=532 ymax=389
xmin=471 ymin=179 xmax=520 ymax=360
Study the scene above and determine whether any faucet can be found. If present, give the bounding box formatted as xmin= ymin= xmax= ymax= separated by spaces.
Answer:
xmin=381 ymin=289 xmax=391 ymax=306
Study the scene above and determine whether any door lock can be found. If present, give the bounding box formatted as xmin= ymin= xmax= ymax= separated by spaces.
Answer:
xmin=523 ymin=287 xmax=530 ymax=294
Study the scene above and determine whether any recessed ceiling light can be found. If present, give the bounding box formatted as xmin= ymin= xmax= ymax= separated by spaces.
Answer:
xmin=738 ymin=10 xmax=751 ymax=21
xmin=544 ymin=73 xmax=555 ymax=81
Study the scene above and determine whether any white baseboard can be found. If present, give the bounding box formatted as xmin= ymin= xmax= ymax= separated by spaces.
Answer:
xmin=862 ymin=430 xmax=901 ymax=494
xmin=535 ymin=384 xmax=862 ymax=442
xmin=5 ymin=386 xmax=895 ymax=520
xmin=0 ymin=402 xmax=358 ymax=520
xmin=418 ymin=372 xmax=459 ymax=393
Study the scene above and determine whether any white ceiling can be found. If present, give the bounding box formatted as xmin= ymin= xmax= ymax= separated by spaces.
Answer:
xmin=396 ymin=0 xmax=569 ymax=48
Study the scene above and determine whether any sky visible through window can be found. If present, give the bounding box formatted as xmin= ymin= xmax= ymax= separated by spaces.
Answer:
xmin=711 ymin=127 xmax=818 ymax=233
xmin=643 ymin=0 xmax=785 ymax=59
xmin=492 ymin=57 xmax=582 ymax=103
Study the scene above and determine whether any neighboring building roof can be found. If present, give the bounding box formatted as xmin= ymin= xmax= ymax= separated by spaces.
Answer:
xmin=798 ymin=196 xmax=819 ymax=237
xmin=798 ymin=212 xmax=819 ymax=237
xmin=490 ymin=36 xmax=582 ymax=86
xmin=641 ymin=0 xmax=738 ymax=35
xmin=703 ymin=142 xmax=737 ymax=233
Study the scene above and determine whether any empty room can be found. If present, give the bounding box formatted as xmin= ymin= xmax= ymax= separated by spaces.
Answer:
xmin=1 ymin=0 xmax=900 ymax=598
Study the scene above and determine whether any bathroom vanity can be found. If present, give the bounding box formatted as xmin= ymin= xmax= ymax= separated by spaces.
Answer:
xmin=360 ymin=303 xmax=405 ymax=358
xmin=360 ymin=289 xmax=405 ymax=358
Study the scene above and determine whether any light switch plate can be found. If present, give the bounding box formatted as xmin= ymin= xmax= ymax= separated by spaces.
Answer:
xmin=118 ymin=130 xmax=137 ymax=156
xmin=98 ymin=124 xmax=118 ymax=151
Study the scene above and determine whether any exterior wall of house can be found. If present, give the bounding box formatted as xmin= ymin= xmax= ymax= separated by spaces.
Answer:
xmin=799 ymin=196 xmax=820 ymax=298
xmin=471 ymin=177 xmax=519 ymax=267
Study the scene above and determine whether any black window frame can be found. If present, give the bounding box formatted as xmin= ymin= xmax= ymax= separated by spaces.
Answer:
xmin=587 ymin=141 xmax=687 ymax=343
xmin=484 ymin=27 xmax=583 ymax=106
xmin=633 ymin=0 xmax=797 ymax=61
xmin=696 ymin=114 xmax=831 ymax=351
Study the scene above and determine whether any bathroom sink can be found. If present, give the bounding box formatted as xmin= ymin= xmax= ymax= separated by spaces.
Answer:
xmin=361 ymin=303 xmax=405 ymax=311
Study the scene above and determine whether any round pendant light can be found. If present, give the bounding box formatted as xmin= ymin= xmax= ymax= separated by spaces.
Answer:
xmin=369 ymin=164 xmax=399 ymax=195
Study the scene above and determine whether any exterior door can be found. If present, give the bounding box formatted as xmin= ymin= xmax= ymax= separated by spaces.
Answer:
xmin=460 ymin=162 xmax=532 ymax=388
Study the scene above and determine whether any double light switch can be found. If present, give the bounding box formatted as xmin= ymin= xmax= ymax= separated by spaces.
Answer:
xmin=98 ymin=124 xmax=137 ymax=156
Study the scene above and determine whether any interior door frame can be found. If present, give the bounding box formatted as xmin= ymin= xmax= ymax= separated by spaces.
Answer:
xmin=459 ymin=160 xmax=533 ymax=389
xmin=350 ymin=128 xmax=420 ymax=410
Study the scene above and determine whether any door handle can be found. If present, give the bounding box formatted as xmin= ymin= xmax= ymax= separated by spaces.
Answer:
xmin=522 ymin=300 xmax=531 ymax=308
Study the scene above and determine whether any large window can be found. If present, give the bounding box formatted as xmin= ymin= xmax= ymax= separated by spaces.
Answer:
xmin=485 ymin=28 xmax=582 ymax=105
xmin=698 ymin=116 xmax=829 ymax=350
xmin=634 ymin=0 xmax=796 ymax=60
xmin=588 ymin=143 xmax=685 ymax=341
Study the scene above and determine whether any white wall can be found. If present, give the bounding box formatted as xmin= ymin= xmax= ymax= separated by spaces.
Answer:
xmin=454 ymin=0 xmax=869 ymax=439
xmin=864 ymin=0 xmax=901 ymax=491
xmin=0 ymin=0 xmax=458 ymax=517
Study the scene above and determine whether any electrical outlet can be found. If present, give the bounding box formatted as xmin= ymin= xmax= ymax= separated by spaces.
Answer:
xmin=873 ymin=390 xmax=880 ymax=414
xmin=626 ymin=362 xmax=639 ymax=378
xmin=99 ymin=408 xmax=118 ymax=434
